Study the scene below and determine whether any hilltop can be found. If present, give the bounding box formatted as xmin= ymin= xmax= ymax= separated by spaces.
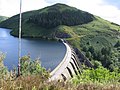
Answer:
xmin=0 ymin=3 xmax=120 ymax=70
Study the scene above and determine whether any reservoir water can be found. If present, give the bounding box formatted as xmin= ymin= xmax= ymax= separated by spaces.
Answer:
xmin=0 ymin=28 xmax=66 ymax=71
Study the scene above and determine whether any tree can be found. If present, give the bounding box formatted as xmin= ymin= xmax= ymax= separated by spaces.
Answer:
xmin=93 ymin=51 xmax=102 ymax=61
xmin=114 ymin=41 xmax=120 ymax=47
xmin=72 ymin=66 xmax=120 ymax=84
xmin=101 ymin=47 xmax=111 ymax=55
xmin=0 ymin=52 xmax=9 ymax=79
xmin=102 ymin=55 xmax=112 ymax=68
xmin=82 ymin=46 xmax=88 ymax=52
xmin=28 ymin=9 xmax=94 ymax=29
xmin=88 ymin=46 xmax=95 ymax=54
xmin=20 ymin=55 xmax=49 ymax=78
xmin=86 ymin=52 xmax=91 ymax=59
xmin=92 ymin=60 xmax=102 ymax=68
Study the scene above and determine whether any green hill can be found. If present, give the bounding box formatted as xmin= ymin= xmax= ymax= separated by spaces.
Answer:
xmin=28 ymin=3 xmax=94 ymax=28
xmin=0 ymin=3 xmax=95 ymax=37
xmin=0 ymin=3 xmax=120 ymax=70
xmin=0 ymin=16 xmax=8 ymax=22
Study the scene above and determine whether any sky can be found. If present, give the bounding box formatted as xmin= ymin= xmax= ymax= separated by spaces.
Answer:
xmin=0 ymin=0 xmax=120 ymax=25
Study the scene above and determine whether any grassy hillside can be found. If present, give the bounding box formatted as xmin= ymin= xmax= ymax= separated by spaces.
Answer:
xmin=0 ymin=3 xmax=120 ymax=70
xmin=0 ymin=16 xmax=8 ymax=22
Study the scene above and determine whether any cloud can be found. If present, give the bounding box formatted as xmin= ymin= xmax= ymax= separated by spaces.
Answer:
xmin=0 ymin=0 xmax=48 ymax=17
xmin=104 ymin=0 xmax=120 ymax=9
xmin=0 ymin=0 xmax=19 ymax=16
xmin=22 ymin=0 xmax=49 ymax=12
xmin=67 ymin=0 xmax=120 ymax=25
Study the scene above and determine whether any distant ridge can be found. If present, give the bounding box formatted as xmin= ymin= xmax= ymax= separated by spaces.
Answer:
xmin=0 ymin=16 xmax=8 ymax=22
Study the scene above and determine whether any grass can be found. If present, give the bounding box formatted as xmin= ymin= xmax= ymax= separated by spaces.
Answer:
xmin=0 ymin=76 xmax=120 ymax=90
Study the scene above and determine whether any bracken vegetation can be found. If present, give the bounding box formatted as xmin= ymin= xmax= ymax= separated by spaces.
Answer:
xmin=0 ymin=53 xmax=120 ymax=90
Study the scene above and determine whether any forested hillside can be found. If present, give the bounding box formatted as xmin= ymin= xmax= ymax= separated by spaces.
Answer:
xmin=28 ymin=4 xmax=94 ymax=28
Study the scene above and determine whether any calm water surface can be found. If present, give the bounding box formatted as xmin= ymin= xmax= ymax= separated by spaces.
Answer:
xmin=0 ymin=28 xmax=66 ymax=71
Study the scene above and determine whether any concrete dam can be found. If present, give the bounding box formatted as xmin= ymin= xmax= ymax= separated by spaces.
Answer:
xmin=50 ymin=41 xmax=82 ymax=81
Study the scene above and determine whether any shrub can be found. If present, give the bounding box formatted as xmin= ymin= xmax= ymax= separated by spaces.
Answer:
xmin=71 ymin=66 xmax=120 ymax=85
xmin=20 ymin=55 xmax=49 ymax=78
xmin=0 ymin=52 xmax=9 ymax=79
xmin=114 ymin=41 xmax=120 ymax=47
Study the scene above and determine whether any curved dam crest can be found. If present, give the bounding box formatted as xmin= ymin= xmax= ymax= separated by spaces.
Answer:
xmin=50 ymin=41 xmax=82 ymax=81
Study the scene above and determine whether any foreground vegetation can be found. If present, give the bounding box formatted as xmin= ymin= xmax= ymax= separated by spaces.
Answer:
xmin=0 ymin=53 xmax=120 ymax=90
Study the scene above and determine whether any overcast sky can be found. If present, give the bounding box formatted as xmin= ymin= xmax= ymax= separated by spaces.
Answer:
xmin=0 ymin=0 xmax=120 ymax=25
